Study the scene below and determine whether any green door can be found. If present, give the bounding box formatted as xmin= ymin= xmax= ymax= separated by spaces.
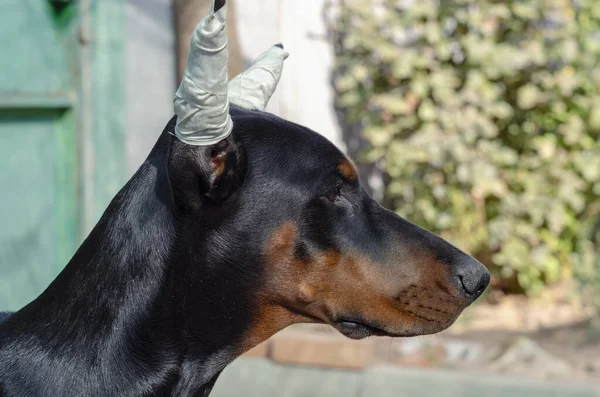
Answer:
xmin=0 ymin=0 xmax=79 ymax=310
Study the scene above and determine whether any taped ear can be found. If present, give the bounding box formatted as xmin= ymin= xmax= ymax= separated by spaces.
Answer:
xmin=228 ymin=44 xmax=289 ymax=111
xmin=173 ymin=0 xmax=289 ymax=147
xmin=174 ymin=0 xmax=233 ymax=146
xmin=169 ymin=0 xmax=285 ymax=208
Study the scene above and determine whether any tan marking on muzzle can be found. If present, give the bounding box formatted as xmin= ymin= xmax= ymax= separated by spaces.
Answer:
xmin=239 ymin=222 xmax=466 ymax=353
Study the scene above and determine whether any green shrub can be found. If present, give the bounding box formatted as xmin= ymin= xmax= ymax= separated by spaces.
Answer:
xmin=331 ymin=0 xmax=600 ymax=295
xmin=574 ymin=209 xmax=600 ymax=316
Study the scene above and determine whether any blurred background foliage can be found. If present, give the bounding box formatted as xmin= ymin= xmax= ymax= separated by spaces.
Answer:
xmin=331 ymin=0 xmax=600 ymax=302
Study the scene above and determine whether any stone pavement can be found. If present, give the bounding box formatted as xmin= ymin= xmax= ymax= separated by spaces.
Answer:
xmin=239 ymin=324 xmax=600 ymax=382
xmin=211 ymin=357 xmax=600 ymax=397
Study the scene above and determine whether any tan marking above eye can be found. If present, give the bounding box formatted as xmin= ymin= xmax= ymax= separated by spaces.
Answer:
xmin=337 ymin=159 xmax=358 ymax=182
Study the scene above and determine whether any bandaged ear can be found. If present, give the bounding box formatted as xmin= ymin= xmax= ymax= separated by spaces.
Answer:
xmin=173 ymin=0 xmax=288 ymax=146
xmin=227 ymin=44 xmax=289 ymax=111
xmin=174 ymin=0 xmax=232 ymax=146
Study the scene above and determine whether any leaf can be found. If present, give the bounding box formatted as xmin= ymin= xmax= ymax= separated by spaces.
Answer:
xmin=517 ymin=83 xmax=541 ymax=110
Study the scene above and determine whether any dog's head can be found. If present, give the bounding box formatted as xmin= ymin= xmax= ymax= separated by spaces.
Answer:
xmin=167 ymin=106 xmax=489 ymax=348
xmin=165 ymin=0 xmax=488 ymax=353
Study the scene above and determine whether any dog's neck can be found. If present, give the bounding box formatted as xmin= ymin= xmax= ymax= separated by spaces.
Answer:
xmin=0 ymin=132 xmax=265 ymax=397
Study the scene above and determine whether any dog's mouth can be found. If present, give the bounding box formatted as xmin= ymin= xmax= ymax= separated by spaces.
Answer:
xmin=332 ymin=309 xmax=456 ymax=340
xmin=333 ymin=318 xmax=413 ymax=340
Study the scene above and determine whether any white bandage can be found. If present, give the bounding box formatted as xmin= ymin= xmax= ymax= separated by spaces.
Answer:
xmin=228 ymin=46 xmax=289 ymax=111
xmin=174 ymin=2 xmax=233 ymax=146
xmin=173 ymin=0 xmax=289 ymax=146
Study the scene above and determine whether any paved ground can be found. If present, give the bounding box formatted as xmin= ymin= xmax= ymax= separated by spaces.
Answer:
xmin=211 ymin=357 xmax=600 ymax=397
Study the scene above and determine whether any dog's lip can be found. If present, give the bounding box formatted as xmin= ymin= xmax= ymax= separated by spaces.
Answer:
xmin=332 ymin=308 xmax=451 ymax=339
xmin=334 ymin=317 xmax=402 ymax=338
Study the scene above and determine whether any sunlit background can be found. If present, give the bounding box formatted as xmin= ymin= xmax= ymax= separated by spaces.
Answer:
xmin=0 ymin=0 xmax=599 ymax=396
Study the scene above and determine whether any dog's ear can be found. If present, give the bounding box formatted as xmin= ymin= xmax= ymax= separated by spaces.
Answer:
xmin=168 ymin=134 xmax=246 ymax=211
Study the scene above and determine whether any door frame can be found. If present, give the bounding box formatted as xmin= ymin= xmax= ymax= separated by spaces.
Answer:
xmin=78 ymin=0 xmax=127 ymax=237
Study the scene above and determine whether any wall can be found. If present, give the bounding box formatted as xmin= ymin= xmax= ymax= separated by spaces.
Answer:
xmin=125 ymin=0 xmax=177 ymax=176
xmin=235 ymin=0 xmax=345 ymax=151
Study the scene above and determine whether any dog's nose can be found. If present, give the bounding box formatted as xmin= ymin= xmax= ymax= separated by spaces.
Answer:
xmin=453 ymin=257 xmax=490 ymax=302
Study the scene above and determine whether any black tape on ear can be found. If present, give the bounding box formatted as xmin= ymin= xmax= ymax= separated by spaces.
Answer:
xmin=214 ymin=0 xmax=226 ymax=12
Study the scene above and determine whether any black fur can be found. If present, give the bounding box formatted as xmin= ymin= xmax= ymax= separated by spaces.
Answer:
xmin=0 ymin=314 xmax=12 ymax=324
xmin=0 ymin=107 xmax=489 ymax=396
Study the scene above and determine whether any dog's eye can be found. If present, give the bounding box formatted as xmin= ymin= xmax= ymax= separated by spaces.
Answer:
xmin=325 ymin=183 xmax=343 ymax=202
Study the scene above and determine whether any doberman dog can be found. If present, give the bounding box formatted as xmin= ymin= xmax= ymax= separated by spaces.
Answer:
xmin=0 ymin=108 xmax=489 ymax=396
xmin=0 ymin=2 xmax=489 ymax=394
